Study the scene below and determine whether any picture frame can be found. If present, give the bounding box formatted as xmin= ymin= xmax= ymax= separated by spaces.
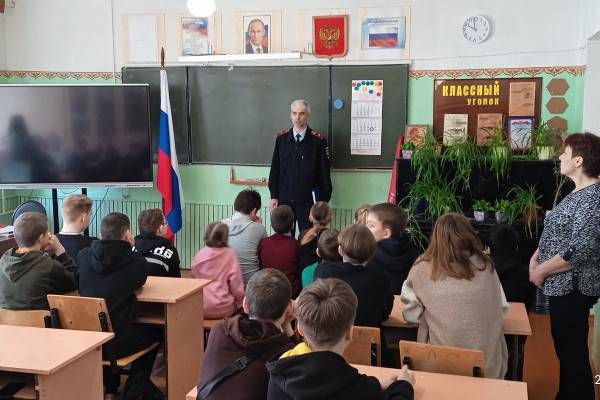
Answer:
xmin=361 ymin=17 xmax=406 ymax=49
xmin=508 ymin=117 xmax=534 ymax=150
xmin=312 ymin=15 xmax=348 ymax=58
xmin=242 ymin=14 xmax=271 ymax=54
xmin=181 ymin=17 xmax=210 ymax=56
xmin=404 ymin=124 xmax=427 ymax=146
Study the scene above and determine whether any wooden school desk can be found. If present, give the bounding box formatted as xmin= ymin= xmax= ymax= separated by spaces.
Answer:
xmin=134 ymin=276 xmax=211 ymax=400
xmin=0 ymin=325 xmax=113 ymax=399
xmin=184 ymin=364 xmax=528 ymax=400
xmin=383 ymin=296 xmax=532 ymax=380
xmin=354 ymin=364 xmax=528 ymax=400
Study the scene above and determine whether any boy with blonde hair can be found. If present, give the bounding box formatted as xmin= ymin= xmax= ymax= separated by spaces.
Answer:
xmin=57 ymin=194 xmax=98 ymax=259
xmin=267 ymin=278 xmax=414 ymax=400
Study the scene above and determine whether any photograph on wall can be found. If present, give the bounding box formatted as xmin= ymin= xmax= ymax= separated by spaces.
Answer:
xmin=361 ymin=17 xmax=406 ymax=49
xmin=404 ymin=124 xmax=427 ymax=146
xmin=476 ymin=113 xmax=503 ymax=146
xmin=508 ymin=117 xmax=534 ymax=150
xmin=243 ymin=15 xmax=270 ymax=54
xmin=181 ymin=17 xmax=209 ymax=56
xmin=443 ymin=114 xmax=468 ymax=145
xmin=509 ymin=82 xmax=536 ymax=116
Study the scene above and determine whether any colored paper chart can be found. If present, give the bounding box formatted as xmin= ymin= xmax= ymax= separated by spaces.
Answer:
xmin=351 ymin=80 xmax=384 ymax=155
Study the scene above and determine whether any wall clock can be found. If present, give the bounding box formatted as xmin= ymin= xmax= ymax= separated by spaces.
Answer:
xmin=462 ymin=15 xmax=490 ymax=43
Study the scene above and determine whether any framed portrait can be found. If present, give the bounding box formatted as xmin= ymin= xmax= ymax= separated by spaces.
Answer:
xmin=404 ymin=124 xmax=427 ymax=146
xmin=508 ymin=117 xmax=534 ymax=150
xmin=361 ymin=17 xmax=406 ymax=49
xmin=243 ymin=15 xmax=271 ymax=54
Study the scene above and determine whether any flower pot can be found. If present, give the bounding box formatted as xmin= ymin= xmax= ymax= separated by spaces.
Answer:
xmin=402 ymin=150 xmax=413 ymax=159
xmin=473 ymin=211 xmax=486 ymax=223
xmin=495 ymin=211 xmax=507 ymax=223
xmin=537 ymin=146 xmax=554 ymax=160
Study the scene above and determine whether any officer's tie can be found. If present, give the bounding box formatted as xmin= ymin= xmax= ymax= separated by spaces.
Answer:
xmin=295 ymin=134 xmax=301 ymax=146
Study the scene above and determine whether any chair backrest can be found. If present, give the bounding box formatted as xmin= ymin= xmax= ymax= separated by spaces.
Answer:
xmin=0 ymin=308 xmax=50 ymax=328
xmin=11 ymin=201 xmax=47 ymax=225
xmin=47 ymin=295 xmax=114 ymax=333
xmin=400 ymin=340 xmax=485 ymax=377
xmin=343 ymin=326 xmax=381 ymax=366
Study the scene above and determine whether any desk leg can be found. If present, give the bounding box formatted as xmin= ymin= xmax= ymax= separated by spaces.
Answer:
xmin=36 ymin=347 xmax=103 ymax=400
xmin=165 ymin=290 xmax=204 ymax=400
xmin=511 ymin=335 xmax=519 ymax=381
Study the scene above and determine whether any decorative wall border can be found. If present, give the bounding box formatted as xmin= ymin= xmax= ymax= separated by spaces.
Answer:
xmin=0 ymin=70 xmax=121 ymax=80
xmin=0 ymin=65 xmax=585 ymax=81
xmin=408 ymin=65 xmax=586 ymax=79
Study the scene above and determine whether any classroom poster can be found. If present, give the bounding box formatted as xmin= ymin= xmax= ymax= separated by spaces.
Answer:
xmin=509 ymin=82 xmax=536 ymax=116
xmin=181 ymin=17 xmax=210 ymax=56
xmin=361 ymin=17 xmax=406 ymax=49
xmin=476 ymin=113 xmax=503 ymax=146
xmin=350 ymin=80 xmax=383 ymax=155
xmin=443 ymin=114 xmax=468 ymax=145
xmin=508 ymin=117 xmax=534 ymax=150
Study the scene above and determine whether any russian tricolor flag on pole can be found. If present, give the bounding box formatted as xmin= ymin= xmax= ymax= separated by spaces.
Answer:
xmin=157 ymin=69 xmax=184 ymax=239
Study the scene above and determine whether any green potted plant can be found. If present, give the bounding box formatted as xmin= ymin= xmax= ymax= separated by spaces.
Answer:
xmin=487 ymin=126 xmax=511 ymax=181
xmin=401 ymin=140 xmax=415 ymax=159
xmin=443 ymin=137 xmax=481 ymax=189
xmin=472 ymin=199 xmax=492 ymax=223
xmin=509 ymin=184 xmax=542 ymax=238
xmin=533 ymin=122 xmax=555 ymax=160
xmin=494 ymin=199 xmax=513 ymax=223
xmin=411 ymin=131 xmax=442 ymax=182
xmin=405 ymin=174 xmax=461 ymax=220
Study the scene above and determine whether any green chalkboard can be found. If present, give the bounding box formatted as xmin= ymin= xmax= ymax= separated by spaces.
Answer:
xmin=122 ymin=66 xmax=190 ymax=163
xmin=331 ymin=65 xmax=408 ymax=169
xmin=188 ymin=66 xmax=329 ymax=165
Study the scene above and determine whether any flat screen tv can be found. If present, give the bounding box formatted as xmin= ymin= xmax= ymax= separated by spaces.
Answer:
xmin=0 ymin=85 xmax=153 ymax=188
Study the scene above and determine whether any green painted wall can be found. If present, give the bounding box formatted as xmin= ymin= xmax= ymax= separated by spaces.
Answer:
xmin=1 ymin=70 xmax=585 ymax=210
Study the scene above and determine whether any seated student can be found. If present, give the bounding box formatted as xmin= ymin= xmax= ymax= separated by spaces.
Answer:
xmin=314 ymin=224 xmax=393 ymax=328
xmin=354 ymin=203 xmax=370 ymax=225
xmin=488 ymin=223 xmax=531 ymax=380
xmin=197 ymin=268 xmax=297 ymax=400
xmin=366 ymin=203 xmax=419 ymax=294
xmin=0 ymin=212 xmax=77 ymax=310
xmin=191 ymin=222 xmax=244 ymax=319
xmin=259 ymin=205 xmax=301 ymax=296
xmin=56 ymin=194 xmax=98 ymax=259
xmin=78 ymin=212 xmax=164 ymax=400
xmin=301 ymin=228 xmax=341 ymax=288
xmin=134 ymin=208 xmax=181 ymax=277
xmin=267 ymin=278 xmax=415 ymax=400
xmin=297 ymin=201 xmax=332 ymax=271
xmin=224 ymin=189 xmax=267 ymax=284
xmin=401 ymin=213 xmax=508 ymax=379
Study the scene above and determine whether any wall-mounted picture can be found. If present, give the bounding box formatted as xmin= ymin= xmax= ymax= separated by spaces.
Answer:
xmin=181 ymin=17 xmax=209 ymax=56
xmin=243 ymin=15 xmax=270 ymax=54
xmin=404 ymin=124 xmax=427 ymax=146
xmin=312 ymin=15 xmax=348 ymax=58
xmin=476 ymin=113 xmax=503 ymax=146
xmin=361 ymin=17 xmax=406 ymax=49
xmin=508 ymin=117 xmax=534 ymax=150
xmin=509 ymin=82 xmax=536 ymax=116
xmin=443 ymin=114 xmax=468 ymax=145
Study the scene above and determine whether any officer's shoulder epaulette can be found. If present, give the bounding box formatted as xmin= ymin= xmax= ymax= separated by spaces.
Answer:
xmin=310 ymin=130 xmax=325 ymax=140
xmin=276 ymin=129 xmax=288 ymax=137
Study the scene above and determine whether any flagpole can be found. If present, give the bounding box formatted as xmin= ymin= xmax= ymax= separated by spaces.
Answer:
xmin=160 ymin=47 xmax=165 ymax=69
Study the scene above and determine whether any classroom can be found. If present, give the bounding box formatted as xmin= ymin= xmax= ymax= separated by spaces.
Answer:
xmin=0 ymin=0 xmax=599 ymax=399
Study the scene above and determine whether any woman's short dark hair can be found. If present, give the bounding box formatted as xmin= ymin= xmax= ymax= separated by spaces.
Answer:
xmin=204 ymin=222 xmax=229 ymax=248
xmin=564 ymin=133 xmax=600 ymax=178
xmin=234 ymin=189 xmax=262 ymax=215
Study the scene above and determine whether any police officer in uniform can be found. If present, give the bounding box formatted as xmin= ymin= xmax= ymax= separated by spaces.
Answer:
xmin=268 ymin=100 xmax=332 ymax=234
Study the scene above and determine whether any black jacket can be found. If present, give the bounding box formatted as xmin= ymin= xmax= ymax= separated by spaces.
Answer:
xmin=77 ymin=240 xmax=148 ymax=339
xmin=367 ymin=237 xmax=419 ymax=294
xmin=266 ymin=351 xmax=413 ymax=400
xmin=314 ymin=261 xmax=393 ymax=327
xmin=198 ymin=314 xmax=297 ymax=400
xmin=491 ymin=253 xmax=531 ymax=309
xmin=268 ymin=127 xmax=332 ymax=203
xmin=56 ymin=233 xmax=98 ymax=261
xmin=134 ymin=233 xmax=181 ymax=278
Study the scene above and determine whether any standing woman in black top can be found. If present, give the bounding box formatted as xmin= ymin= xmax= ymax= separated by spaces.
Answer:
xmin=529 ymin=133 xmax=600 ymax=400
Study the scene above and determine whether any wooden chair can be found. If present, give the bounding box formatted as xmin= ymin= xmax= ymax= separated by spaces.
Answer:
xmin=46 ymin=295 xmax=160 ymax=370
xmin=0 ymin=308 xmax=51 ymax=328
xmin=343 ymin=326 xmax=381 ymax=366
xmin=399 ymin=340 xmax=485 ymax=377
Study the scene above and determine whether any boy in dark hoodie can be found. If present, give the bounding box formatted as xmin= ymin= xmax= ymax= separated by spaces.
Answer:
xmin=134 ymin=208 xmax=181 ymax=277
xmin=267 ymin=278 xmax=415 ymax=400
xmin=56 ymin=194 xmax=98 ymax=260
xmin=197 ymin=268 xmax=297 ymax=400
xmin=77 ymin=212 xmax=164 ymax=400
xmin=303 ymin=228 xmax=341 ymax=288
xmin=0 ymin=212 xmax=77 ymax=310
xmin=366 ymin=203 xmax=419 ymax=294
